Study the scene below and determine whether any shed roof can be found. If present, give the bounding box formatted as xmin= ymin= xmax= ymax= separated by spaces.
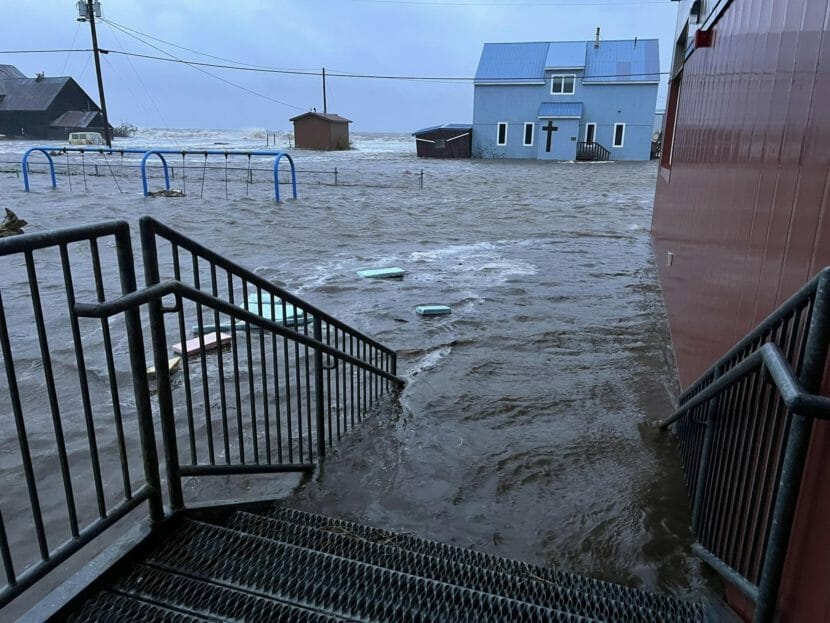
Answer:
xmin=412 ymin=123 xmax=472 ymax=135
xmin=289 ymin=112 xmax=351 ymax=123
xmin=538 ymin=102 xmax=583 ymax=119
xmin=0 ymin=76 xmax=73 ymax=111
xmin=475 ymin=39 xmax=659 ymax=84
xmin=583 ymin=39 xmax=660 ymax=82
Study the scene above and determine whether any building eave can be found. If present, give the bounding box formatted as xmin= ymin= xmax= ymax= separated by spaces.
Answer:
xmin=582 ymin=80 xmax=660 ymax=85
xmin=474 ymin=81 xmax=546 ymax=86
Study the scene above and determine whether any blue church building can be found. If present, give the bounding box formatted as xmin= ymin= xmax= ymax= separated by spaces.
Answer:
xmin=472 ymin=38 xmax=659 ymax=161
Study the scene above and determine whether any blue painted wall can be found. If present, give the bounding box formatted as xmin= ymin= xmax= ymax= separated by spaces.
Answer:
xmin=472 ymin=69 xmax=658 ymax=161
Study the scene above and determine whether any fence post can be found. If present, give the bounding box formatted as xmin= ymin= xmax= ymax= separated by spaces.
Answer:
xmin=419 ymin=169 xmax=424 ymax=190
xmin=334 ymin=167 xmax=338 ymax=186
xmin=313 ymin=317 xmax=326 ymax=459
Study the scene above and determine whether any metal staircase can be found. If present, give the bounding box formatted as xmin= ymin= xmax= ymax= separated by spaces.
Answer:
xmin=0 ymin=218 xmax=713 ymax=622
xmin=61 ymin=506 xmax=704 ymax=622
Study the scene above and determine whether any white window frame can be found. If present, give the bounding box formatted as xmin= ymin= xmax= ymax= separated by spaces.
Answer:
xmin=551 ymin=74 xmax=576 ymax=95
xmin=523 ymin=122 xmax=534 ymax=146
xmin=613 ymin=123 xmax=626 ymax=148
xmin=584 ymin=122 xmax=597 ymax=143
xmin=496 ymin=122 xmax=508 ymax=146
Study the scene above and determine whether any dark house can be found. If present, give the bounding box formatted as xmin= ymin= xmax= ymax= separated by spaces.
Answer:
xmin=413 ymin=123 xmax=472 ymax=158
xmin=0 ymin=65 xmax=109 ymax=139
xmin=289 ymin=112 xmax=351 ymax=150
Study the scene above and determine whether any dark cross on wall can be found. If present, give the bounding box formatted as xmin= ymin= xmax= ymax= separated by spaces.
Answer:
xmin=543 ymin=120 xmax=558 ymax=152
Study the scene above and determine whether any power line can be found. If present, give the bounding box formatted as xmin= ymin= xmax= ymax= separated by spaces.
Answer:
xmin=103 ymin=21 xmax=306 ymax=111
xmin=0 ymin=48 xmax=92 ymax=54
xmin=349 ymin=0 xmax=665 ymax=5
xmin=101 ymin=49 xmax=667 ymax=82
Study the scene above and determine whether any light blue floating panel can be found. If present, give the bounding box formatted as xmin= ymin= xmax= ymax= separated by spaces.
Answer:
xmin=416 ymin=305 xmax=451 ymax=316
xmin=357 ymin=267 xmax=406 ymax=279
xmin=244 ymin=293 xmax=311 ymax=327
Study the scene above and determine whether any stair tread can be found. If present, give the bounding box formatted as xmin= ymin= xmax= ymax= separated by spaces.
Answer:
xmin=262 ymin=505 xmax=702 ymax=621
xmin=147 ymin=517 xmax=595 ymax=622
xmin=66 ymin=589 xmax=213 ymax=623
xmin=221 ymin=509 xmax=691 ymax=623
xmin=113 ymin=563 xmax=354 ymax=622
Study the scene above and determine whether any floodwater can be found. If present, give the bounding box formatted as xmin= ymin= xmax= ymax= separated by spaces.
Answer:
xmin=0 ymin=131 xmax=719 ymax=612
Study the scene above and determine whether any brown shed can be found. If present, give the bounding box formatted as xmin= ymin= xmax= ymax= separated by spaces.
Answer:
xmin=289 ymin=112 xmax=351 ymax=150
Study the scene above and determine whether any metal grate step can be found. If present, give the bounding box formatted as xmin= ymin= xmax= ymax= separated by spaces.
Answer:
xmin=112 ymin=563 xmax=354 ymax=622
xmin=262 ymin=505 xmax=703 ymax=622
xmin=147 ymin=518 xmax=592 ymax=622
xmin=66 ymin=589 xmax=212 ymax=622
xmin=223 ymin=510 xmax=685 ymax=623
xmin=63 ymin=507 xmax=705 ymax=622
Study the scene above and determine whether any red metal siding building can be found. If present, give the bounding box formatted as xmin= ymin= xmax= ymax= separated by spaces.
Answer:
xmin=652 ymin=0 xmax=830 ymax=619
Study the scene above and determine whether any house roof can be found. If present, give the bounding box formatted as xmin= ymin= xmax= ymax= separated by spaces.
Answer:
xmin=545 ymin=42 xmax=586 ymax=69
xmin=50 ymin=110 xmax=101 ymax=128
xmin=289 ymin=112 xmax=352 ymax=123
xmin=474 ymin=42 xmax=549 ymax=84
xmin=583 ymin=39 xmax=660 ymax=83
xmin=0 ymin=76 xmax=73 ymax=111
xmin=0 ymin=65 xmax=26 ymax=80
xmin=475 ymin=39 xmax=659 ymax=84
xmin=412 ymin=123 xmax=472 ymax=135
xmin=538 ymin=102 xmax=583 ymax=119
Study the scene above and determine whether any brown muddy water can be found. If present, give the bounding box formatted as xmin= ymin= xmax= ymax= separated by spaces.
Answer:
xmin=0 ymin=136 xmax=721 ymax=614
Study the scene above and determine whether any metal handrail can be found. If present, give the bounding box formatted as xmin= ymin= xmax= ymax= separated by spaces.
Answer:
xmin=74 ymin=279 xmax=403 ymax=385
xmin=0 ymin=216 xmax=403 ymax=610
xmin=661 ymin=267 xmax=830 ymax=623
xmin=576 ymin=141 xmax=611 ymax=161
xmin=139 ymin=216 xmax=397 ymax=359
xmin=0 ymin=220 xmax=164 ymax=609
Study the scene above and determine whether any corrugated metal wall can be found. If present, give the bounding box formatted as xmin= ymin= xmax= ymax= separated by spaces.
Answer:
xmin=651 ymin=0 xmax=830 ymax=619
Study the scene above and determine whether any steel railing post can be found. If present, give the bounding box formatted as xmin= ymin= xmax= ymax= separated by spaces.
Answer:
xmin=139 ymin=218 xmax=184 ymax=511
xmin=314 ymin=317 xmax=326 ymax=459
xmin=755 ymin=275 xmax=830 ymax=623
xmin=691 ymin=366 xmax=723 ymax=534
xmin=115 ymin=226 xmax=164 ymax=523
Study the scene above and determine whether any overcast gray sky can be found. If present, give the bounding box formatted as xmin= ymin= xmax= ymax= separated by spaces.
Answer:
xmin=1 ymin=0 xmax=677 ymax=132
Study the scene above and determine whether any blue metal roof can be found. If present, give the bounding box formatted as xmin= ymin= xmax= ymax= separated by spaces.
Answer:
xmin=583 ymin=39 xmax=660 ymax=82
xmin=474 ymin=42 xmax=549 ymax=83
xmin=412 ymin=123 xmax=472 ymax=136
xmin=475 ymin=39 xmax=659 ymax=84
xmin=545 ymin=42 xmax=586 ymax=69
xmin=538 ymin=102 xmax=583 ymax=118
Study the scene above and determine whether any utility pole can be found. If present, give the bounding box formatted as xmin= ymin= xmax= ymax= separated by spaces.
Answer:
xmin=322 ymin=67 xmax=327 ymax=114
xmin=77 ymin=1 xmax=111 ymax=146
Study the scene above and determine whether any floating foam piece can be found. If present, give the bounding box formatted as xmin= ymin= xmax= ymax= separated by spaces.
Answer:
xmin=173 ymin=332 xmax=231 ymax=357
xmin=415 ymin=305 xmax=451 ymax=316
xmin=244 ymin=293 xmax=310 ymax=327
xmin=147 ymin=356 xmax=182 ymax=380
xmin=191 ymin=322 xmax=234 ymax=334
xmin=357 ymin=267 xmax=406 ymax=279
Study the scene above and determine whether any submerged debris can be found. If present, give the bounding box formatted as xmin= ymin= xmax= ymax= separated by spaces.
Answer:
xmin=149 ymin=189 xmax=186 ymax=198
xmin=0 ymin=208 xmax=26 ymax=237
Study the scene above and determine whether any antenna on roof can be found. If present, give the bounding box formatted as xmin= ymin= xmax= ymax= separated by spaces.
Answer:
xmin=594 ymin=27 xmax=600 ymax=49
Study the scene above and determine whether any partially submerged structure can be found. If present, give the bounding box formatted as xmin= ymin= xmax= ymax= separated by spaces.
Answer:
xmin=412 ymin=123 xmax=472 ymax=158
xmin=0 ymin=65 xmax=109 ymax=140
xmin=472 ymin=35 xmax=659 ymax=161
xmin=289 ymin=111 xmax=351 ymax=150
